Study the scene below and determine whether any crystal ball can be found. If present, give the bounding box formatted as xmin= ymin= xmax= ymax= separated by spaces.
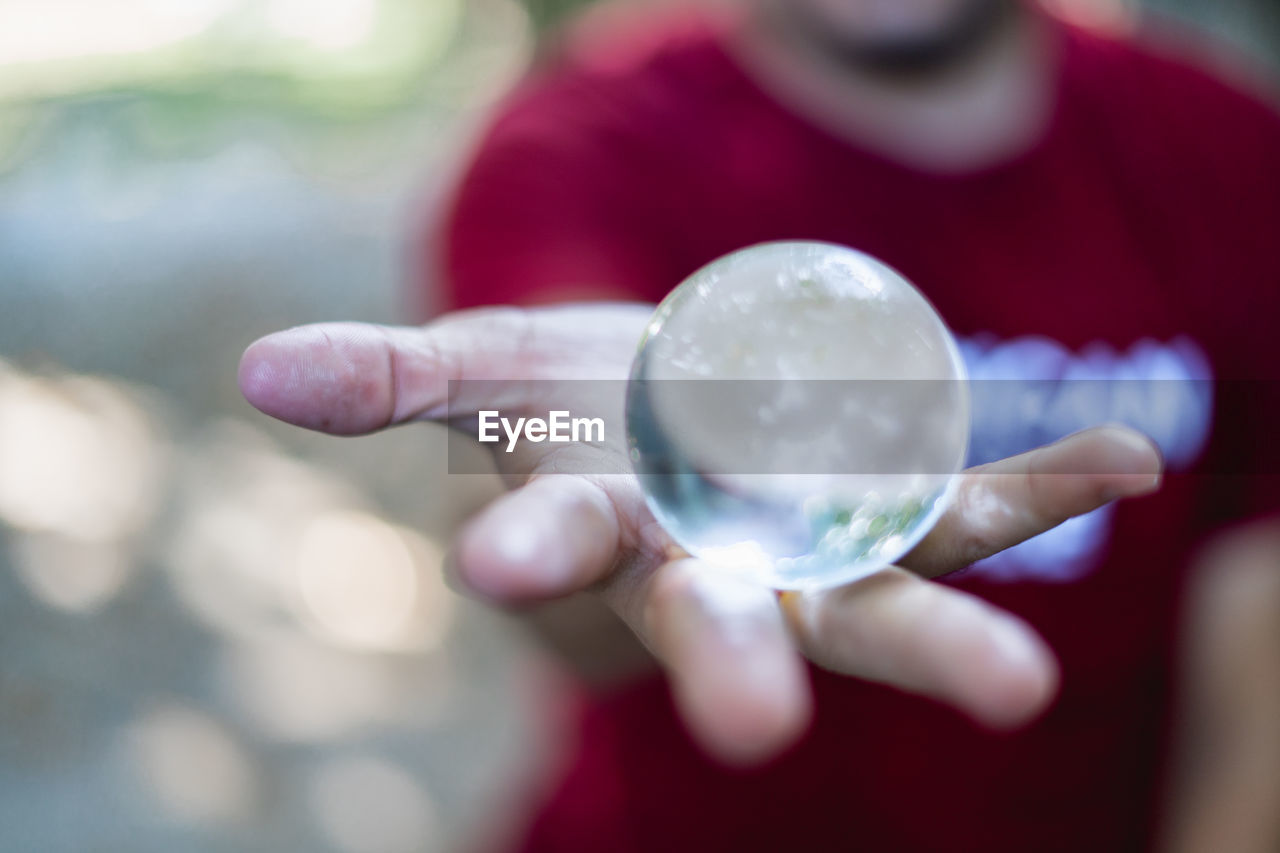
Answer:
xmin=626 ymin=241 xmax=970 ymax=590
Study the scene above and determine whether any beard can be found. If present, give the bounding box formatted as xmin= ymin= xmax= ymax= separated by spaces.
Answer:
xmin=778 ymin=0 xmax=1022 ymax=80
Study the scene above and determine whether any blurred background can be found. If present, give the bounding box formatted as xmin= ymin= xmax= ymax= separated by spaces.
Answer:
xmin=0 ymin=1 xmax=1275 ymax=851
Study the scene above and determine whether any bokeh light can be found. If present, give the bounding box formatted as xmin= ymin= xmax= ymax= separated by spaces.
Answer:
xmin=0 ymin=0 xmax=225 ymax=65
xmin=215 ymin=633 xmax=450 ymax=743
xmin=296 ymin=510 xmax=451 ymax=652
xmin=309 ymin=754 xmax=439 ymax=853
xmin=9 ymin=531 xmax=136 ymax=613
xmin=0 ymin=366 xmax=163 ymax=543
xmin=126 ymin=702 xmax=261 ymax=825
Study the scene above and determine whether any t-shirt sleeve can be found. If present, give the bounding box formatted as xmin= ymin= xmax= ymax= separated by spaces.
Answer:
xmin=434 ymin=84 xmax=676 ymax=311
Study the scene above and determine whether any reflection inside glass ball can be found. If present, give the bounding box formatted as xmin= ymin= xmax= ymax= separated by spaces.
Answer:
xmin=626 ymin=241 xmax=970 ymax=590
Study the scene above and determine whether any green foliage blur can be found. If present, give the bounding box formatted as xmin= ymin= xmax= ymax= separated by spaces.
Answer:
xmin=0 ymin=0 xmax=1274 ymax=178
xmin=0 ymin=0 xmax=549 ymax=176
xmin=524 ymin=0 xmax=600 ymax=30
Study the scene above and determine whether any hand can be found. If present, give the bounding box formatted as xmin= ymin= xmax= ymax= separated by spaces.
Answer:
xmin=1163 ymin=522 xmax=1280 ymax=853
xmin=239 ymin=303 xmax=1163 ymax=764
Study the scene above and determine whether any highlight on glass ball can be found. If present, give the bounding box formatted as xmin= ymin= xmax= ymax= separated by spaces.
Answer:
xmin=626 ymin=241 xmax=970 ymax=590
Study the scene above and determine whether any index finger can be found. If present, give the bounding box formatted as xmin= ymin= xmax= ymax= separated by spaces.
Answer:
xmin=900 ymin=425 xmax=1163 ymax=578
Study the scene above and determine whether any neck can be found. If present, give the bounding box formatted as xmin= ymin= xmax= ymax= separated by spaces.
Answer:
xmin=726 ymin=5 xmax=1061 ymax=174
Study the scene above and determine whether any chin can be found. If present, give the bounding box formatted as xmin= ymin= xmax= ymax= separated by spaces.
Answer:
xmin=784 ymin=0 xmax=997 ymax=45
xmin=762 ymin=0 xmax=1018 ymax=78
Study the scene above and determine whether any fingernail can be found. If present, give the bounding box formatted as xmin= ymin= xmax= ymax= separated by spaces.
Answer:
xmin=1100 ymin=425 xmax=1164 ymax=472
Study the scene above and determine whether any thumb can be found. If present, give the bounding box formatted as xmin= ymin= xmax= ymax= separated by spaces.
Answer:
xmin=238 ymin=309 xmax=529 ymax=435
xmin=237 ymin=304 xmax=648 ymax=435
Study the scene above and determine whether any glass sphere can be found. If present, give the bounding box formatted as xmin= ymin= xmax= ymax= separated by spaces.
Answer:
xmin=626 ymin=241 xmax=969 ymax=590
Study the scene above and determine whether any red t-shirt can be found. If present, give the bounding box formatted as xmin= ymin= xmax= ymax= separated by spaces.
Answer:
xmin=436 ymin=9 xmax=1280 ymax=852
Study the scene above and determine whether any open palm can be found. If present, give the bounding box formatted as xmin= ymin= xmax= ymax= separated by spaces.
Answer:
xmin=240 ymin=303 xmax=1162 ymax=764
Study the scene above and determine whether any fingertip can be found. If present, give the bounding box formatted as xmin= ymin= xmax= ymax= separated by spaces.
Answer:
xmin=237 ymin=324 xmax=396 ymax=434
xmin=965 ymin=617 xmax=1060 ymax=730
xmin=649 ymin=566 xmax=812 ymax=766
xmin=687 ymin=665 xmax=812 ymax=767
xmin=238 ymin=330 xmax=328 ymax=429
xmin=455 ymin=515 xmax=564 ymax=601
xmin=237 ymin=333 xmax=291 ymax=414
xmin=454 ymin=479 xmax=618 ymax=602
xmin=1076 ymin=425 xmax=1165 ymax=498
xmin=1094 ymin=423 xmax=1162 ymax=462
xmin=1099 ymin=421 xmax=1163 ymax=467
